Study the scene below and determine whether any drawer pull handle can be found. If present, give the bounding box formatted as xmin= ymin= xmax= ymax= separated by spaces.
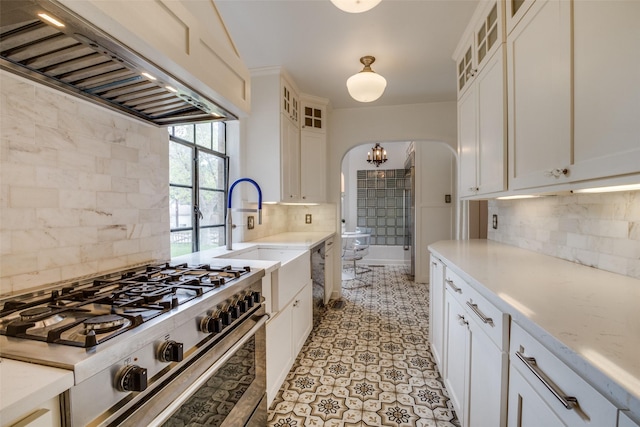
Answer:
xmin=515 ymin=351 xmax=579 ymax=410
xmin=445 ymin=279 xmax=462 ymax=293
xmin=466 ymin=301 xmax=494 ymax=326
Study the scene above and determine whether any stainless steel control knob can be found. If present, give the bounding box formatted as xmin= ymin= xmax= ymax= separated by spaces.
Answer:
xmin=116 ymin=365 xmax=147 ymax=392
xmin=158 ymin=340 xmax=184 ymax=362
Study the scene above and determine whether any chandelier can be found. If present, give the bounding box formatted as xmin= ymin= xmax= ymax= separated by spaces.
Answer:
xmin=367 ymin=143 xmax=387 ymax=167
xmin=346 ymin=56 xmax=387 ymax=102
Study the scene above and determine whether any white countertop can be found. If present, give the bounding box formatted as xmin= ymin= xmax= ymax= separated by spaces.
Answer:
xmin=429 ymin=239 xmax=640 ymax=421
xmin=249 ymin=231 xmax=335 ymax=249
xmin=0 ymin=358 xmax=74 ymax=425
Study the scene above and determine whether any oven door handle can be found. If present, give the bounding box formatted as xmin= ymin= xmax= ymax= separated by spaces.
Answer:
xmin=147 ymin=313 xmax=269 ymax=427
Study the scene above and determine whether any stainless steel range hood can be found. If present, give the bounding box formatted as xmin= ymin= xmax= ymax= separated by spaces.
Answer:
xmin=0 ymin=0 xmax=237 ymax=126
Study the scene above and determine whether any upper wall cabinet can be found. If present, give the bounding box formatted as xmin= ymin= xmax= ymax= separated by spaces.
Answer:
xmin=506 ymin=0 xmax=572 ymax=191
xmin=245 ymin=69 xmax=328 ymax=203
xmin=507 ymin=0 xmax=640 ymax=191
xmin=454 ymin=0 xmax=507 ymax=199
xmin=455 ymin=1 xmax=504 ymax=99
xmin=300 ymin=95 xmax=328 ymax=203
xmin=58 ymin=0 xmax=251 ymax=117
xmin=570 ymin=0 xmax=640 ymax=184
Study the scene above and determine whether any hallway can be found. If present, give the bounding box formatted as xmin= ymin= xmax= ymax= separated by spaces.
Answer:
xmin=267 ymin=265 xmax=460 ymax=426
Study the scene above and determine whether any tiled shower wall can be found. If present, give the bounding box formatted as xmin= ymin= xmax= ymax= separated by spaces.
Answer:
xmin=488 ymin=191 xmax=640 ymax=280
xmin=356 ymin=169 xmax=410 ymax=245
xmin=0 ymin=71 xmax=170 ymax=295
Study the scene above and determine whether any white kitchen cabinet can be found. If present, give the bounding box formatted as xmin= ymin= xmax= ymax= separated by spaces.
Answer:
xmin=455 ymin=0 xmax=504 ymax=99
xmin=570 ymin=1 xmax=640 ymax=184
xmin=467 ymin=309 xmax=508 ymax=427
xmin=245 ymin=69 xmax=299 ymax=203
xmin=508 ymin=322 xmax=618 ymax=427
xmin=281 ymin=78 xmax=299 ymax=126
xmin=281 ymin=113 xmax=301 ymax=202
xmin=442 ymin=268 xmax=509 ymax=427
xmin=299 ymin=95 xmax=328 ymax=203
xmin=3 ymin=395 xmax=62 ymax=427
xmin=444 ymin=288 xmax=470 ymax=426
xmin=619 ymin=412 xmax=640 ymax=427
xmin=458 ymin=47 xmax=507 ymax=198
xmin=505 ymin=0 xmax=536 ymax=35
xmin=291 ymin=280 xmax=313 ymax=354
xmin=265 ymin=280 xmax=313 ymax=406
xmin=245 ymin=70 xmax=328 ymax=203
xmin=266 ymin=299 xmax=293 ymax=406
xmin=454 ymin=0 xmax=506 ymax=199
xmin=506 ymin=0 xmax=572 ymax=191
xmin=429 ymin=255 xmax=446 ymax=370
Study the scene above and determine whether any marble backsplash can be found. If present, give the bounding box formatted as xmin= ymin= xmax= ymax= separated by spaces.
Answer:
xmin=0 ymin=71 xmax=170 ymax=295
xmin=488 ymin=191 xmax=640 ymax=279
xmin=239 ymin=203 xmax=337 ymax=242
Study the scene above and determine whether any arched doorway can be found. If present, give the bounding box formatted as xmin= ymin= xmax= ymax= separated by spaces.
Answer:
xmin=339 ymin=140 xmax=458 ymax=286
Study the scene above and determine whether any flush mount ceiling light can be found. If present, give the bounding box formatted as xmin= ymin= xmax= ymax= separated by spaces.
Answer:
xmin=367 ymin=143 xmax=387 ymax=167
xmin=331 ymin=0 xmax=381 ymax=13
xmin=347 ymin=56 xmax=387 ymax=102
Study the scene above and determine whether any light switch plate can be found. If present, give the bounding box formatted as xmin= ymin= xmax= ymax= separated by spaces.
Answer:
xmin=305 ymin=214 xmax=312 ymax=224
xmin=248 ymin=216 xmax=255 ymax=229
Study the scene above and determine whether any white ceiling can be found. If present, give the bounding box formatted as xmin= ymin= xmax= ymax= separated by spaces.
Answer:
xmin=215 ymin=0 xmax=478 ymax=109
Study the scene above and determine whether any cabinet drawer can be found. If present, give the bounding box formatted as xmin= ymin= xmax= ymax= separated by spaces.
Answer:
xmin=510 ymin=322 xmax=617 ymax=426
xmin=464 ymin=283 xmax=509 ymax=351
xmin=445 ymin=269 xmax=508 ymax=351
xmin=444 ymin=269 xmax=471 ymax=304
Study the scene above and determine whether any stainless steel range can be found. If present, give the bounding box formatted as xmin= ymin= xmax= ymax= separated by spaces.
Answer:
xmin=0 ymin=262 xmax=267 ymax=426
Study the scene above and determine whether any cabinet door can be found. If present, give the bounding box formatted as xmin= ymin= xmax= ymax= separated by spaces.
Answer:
xmin=476 ymin=48 xmax=506 ymax=195
xmin=571 ymin=1 xmax=640 ymax=183
xmin=475 ymin=1 xmax=503 ymax=74
xmin=444 ymin=291 xmax=470 ymax=426
xmin=266 ymin=305 xmax=293 ymax=406
xmin=505 ymin=0 xmax=536 ymax=35
xmin=507 ymin=366 xmax=565 ymax=427
xmin=429 ymin=256 xmax=446 ymax=370
xmin=300 ymin=130 xmax=326 ymax=202
xmin=458 ymin=84 xmax=478 ymax=198
xmin=301 ymin=103 xmax=326 ymax=133
xmin=468 ymin=316 xmax=508 ymax=427
xmin=507 ymin=0 xmax=572 ymax=191
xmin=281 ymin=114 xmax=300 ymax=201
xmin=291 ymin=281 xmax=313 ymax=355
xmin=456 ymin=38 xmax=476 ymax=98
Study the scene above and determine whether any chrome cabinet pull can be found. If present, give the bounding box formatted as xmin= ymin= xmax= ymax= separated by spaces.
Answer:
xmin=466 ymin=301 xmax=494 ymax=326
xmin=515 ymin=351 xmax=579 ymax=410
xmin=445 ymin=279 xmax=462 ymax=293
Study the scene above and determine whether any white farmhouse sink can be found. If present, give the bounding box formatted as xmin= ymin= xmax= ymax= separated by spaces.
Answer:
xmin=219 ymin=247 xmax=310 ymax=313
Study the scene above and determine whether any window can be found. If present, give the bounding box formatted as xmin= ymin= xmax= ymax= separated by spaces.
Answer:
xmin=169 ymin=122 xmax=227 ymax=257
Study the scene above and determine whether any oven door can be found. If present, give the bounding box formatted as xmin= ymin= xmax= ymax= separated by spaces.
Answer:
xmin=111 ymin=308 xmax=268 ymax=427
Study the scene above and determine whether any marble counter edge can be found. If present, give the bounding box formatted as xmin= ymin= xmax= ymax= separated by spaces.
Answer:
xmin=0 ymin=358 xmax=74 ymax=425
xmin=249 ymin=231 xmax=335 ymax=249
xmin=428 ymin=240 xmax=640 ymax=423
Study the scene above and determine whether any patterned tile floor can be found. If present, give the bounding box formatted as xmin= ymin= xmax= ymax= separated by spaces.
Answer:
xmin=267 ymin=265 xmax=460 ymax=427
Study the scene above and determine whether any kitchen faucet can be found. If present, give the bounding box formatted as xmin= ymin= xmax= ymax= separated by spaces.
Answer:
xmin=226 ymin=178 xmax=262 ymax=250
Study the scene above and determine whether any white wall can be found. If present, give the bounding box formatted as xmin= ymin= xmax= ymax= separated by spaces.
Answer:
xmin=0 ymin=71 xmax=170 ymax=294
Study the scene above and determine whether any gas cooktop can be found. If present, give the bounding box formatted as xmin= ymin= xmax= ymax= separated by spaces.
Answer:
xmin=0 ymin=263 xmax=252 ymax=348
